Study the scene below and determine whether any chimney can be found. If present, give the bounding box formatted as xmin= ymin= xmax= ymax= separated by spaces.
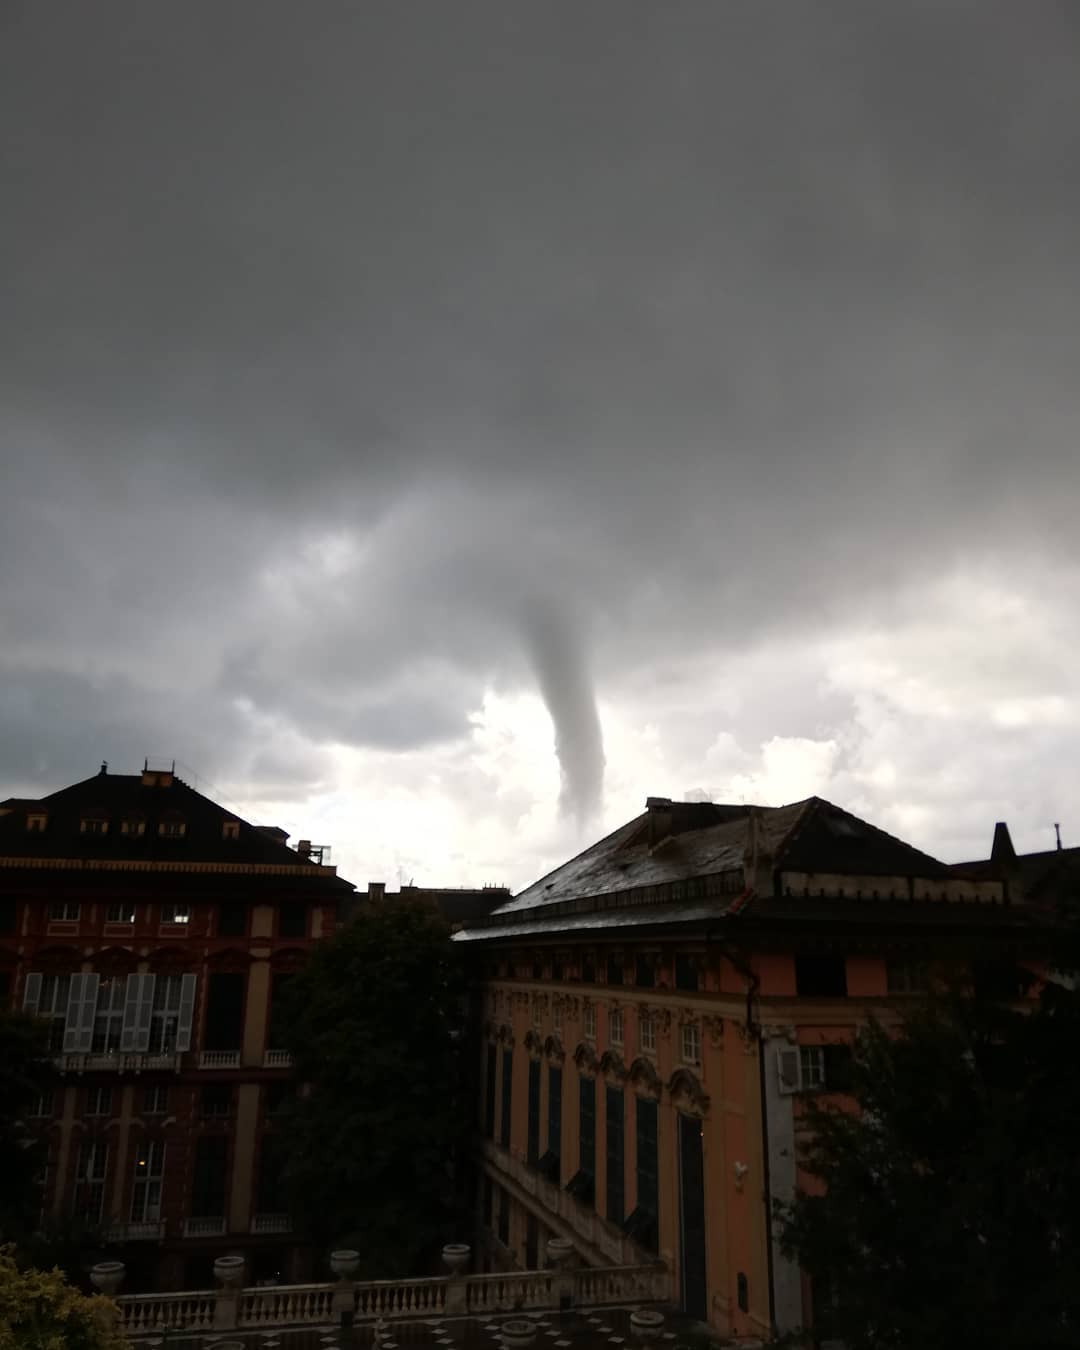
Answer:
xmin=991 ymin=821 xmax=1017 ymax=864
xmin=296 ymin=840 xmax=311 ymax=860
xmin=368 ymin=882 xmax=386 ymax=903
xmin=990 ymin=821 xmax=1021 ymax=904
xmin=646 ymin=797 xmax=674 ymax=851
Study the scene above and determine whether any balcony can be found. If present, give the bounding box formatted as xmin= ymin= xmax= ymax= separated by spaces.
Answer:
xmin=198 ymin=1051 xmax=241 ymax=1069
xmin=251 ymin=1213 xmax=292 ymax=1234
xmin=263 ymin=1049 xmax=293 ymax=1068
xmin=102 ymin=1221 xmax=165 ymax=1242
xmin=52 ymin=1052 xmax=180 ymax=1074
xmin=182 ymin=1217 xmax=226 ymax=1238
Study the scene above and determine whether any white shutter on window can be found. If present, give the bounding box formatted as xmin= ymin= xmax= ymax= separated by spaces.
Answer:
xmin=776 ymin=1046 xmax=801 ymax=1095
xmin=175 ymin=973 xmax=197 ymax=1052
xmin=120 ymin=975 xmax=142 ymax=1052
xmin=135 ymin=974 xmax=156 ymax=1053
xmin=63 ymin=974 xmax=86 ymax=1053
xmin=76 ymin=973 xmax=100 ymax=1053
xmin=22 ymin=972 xmax=42 ymax=1015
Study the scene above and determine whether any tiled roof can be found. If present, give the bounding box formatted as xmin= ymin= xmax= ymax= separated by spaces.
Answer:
xmin=0 ymin=769 xmax=353 ymax=889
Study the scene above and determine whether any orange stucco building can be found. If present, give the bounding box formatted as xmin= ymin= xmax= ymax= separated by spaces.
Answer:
xmin=456 ymin=796 xmax=1075 ymax=1341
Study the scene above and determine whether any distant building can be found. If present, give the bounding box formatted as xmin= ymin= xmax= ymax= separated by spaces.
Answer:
xmin=0 ymin=764 xmax=354 ymax=1290
xmin=351 ymin=881 xmax=511 ymax=928
xmin=456 ymin=796 xmax=1078 ymax=1341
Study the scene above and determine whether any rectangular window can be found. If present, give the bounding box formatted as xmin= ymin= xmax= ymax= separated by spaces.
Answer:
xmin=217 ymin=902 xmax=247 ymax=937
xmin=81 ymin=818 xmax=108 ymax=836
xmin=552 ymin=956 xmax=564 ymax=981
xmin=527 ymin=1058 xmax=541 ymax=1166
xmin=499 ymin=1048 xmax=513 ymax=1150
xmin=553 ymin=999 xmax=562 ymax=1033
xmin=200 ymin=1084 xmax=232 ymax=1117
xmin=886 ymin=959 xmax=929 ymax=994
xmin=794 ymin=955 xmax=848 ymax=997
xmin=191 ymin=1135 xmax=227 ymax=1218
xmin=547 ymin=1065 xmax=562 ymax=1167
xmin=74 ymin=1139 xmax=108 ymax=1224
xmin=28 ymin=1091 xmax=54 ymax=1119
xmin=639 ymin=1014 xmax=656 ymax=1054
xmin=143 ymin=1085 xmax=168 ymax=1116
xmin=279 ymin=902 xmax=306 ymax=939
xmin=130 ymin=1140 xmax=165 ymax=1222
xmin=268 ymin=972 xmax=293 ymax=1051
xmin=606 ymin=955 xmax=624 ymax=986
xmin=579 ymin=1075 xmax=596 ymax=1202
xmin=37 ymin=973 xmax=72 ymax=1053
xmin=799 ymin=1046 xmax=826 ymax=1090
xmin=609 ymin=1008 xmax=624 ymax=1047
xmin=204 ymin=972 xmax=245 ymax=1052
xmin=0 ymin=899 xmax=16 ymax=934
xmin=674 ymin=955 xmax=699 ymax=992
xmin=484 ymin=1043 xmax=497 ymax=1137
xmin=48 ymin=901 xmax=80 ymax=922
xmin=105 ymin=903 xmax=135 ymax=924
xmin=605 ymin=1086 xmax=625 ymax=1226
xmin=120 ymin=818 xmax=145 ymax=836
xmin=160 ymin=903 xmax=190 ymax=925
xmin=86 ymin=1085 xmax=113 ymax=1116
xmin=150 ymin=975 xmax=183 ymax=1053
xmin=822 ymin=1043 xmax=854 ymax=1092
xmin=256 ymin=1134 xmax=287 ymax=1214
xmin=91 ymin=975 xmax=127 ymax=1054
xmin=158 ymin=820 xmax=186 ymax=838
xmin=497 ymin=1189 xmax=509 ymax=1246
xmin=634 ymin=955 xmax=655 ymax=988
xmin=584 ymin=1005 xmax=596 ymax=1040
xmin=681 ymin=1021 xmax=701 ymax=1066
xmin=581 ymin=955 xmax=596 ymax=984
xmin=635 ymin=1096 xmax=659 ymax=1250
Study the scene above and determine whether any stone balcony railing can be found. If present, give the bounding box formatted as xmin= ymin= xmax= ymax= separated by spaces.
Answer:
xmin=182 ymin=1216 xmax=227 ymax=1238
xmin=116 ymin=1262 xmax=670 ymax=1336
xmin=251 ymin=1213 xmax=292 ymax=1234
xmin=100 ymin=1221 xmax=165 ymax=1243
xmin=198 ymin=1050 xmax=241 ymax=1069
xmin=52 ymin=1052 xmax=181 ymax=1074
xmin=263 ymin=1048 xmax=293 ymax=1067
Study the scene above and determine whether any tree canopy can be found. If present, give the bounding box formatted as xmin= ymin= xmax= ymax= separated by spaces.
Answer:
xmin=0 ymin=1010 xmax=56 ymax=1251
xmin=777 ymin=973 xmax=1080 ymax=1350
xmin=276 ymin=900 xmax=468 ymax=1275
xmin=0 ymin=1246 xmax=128 ymax=1350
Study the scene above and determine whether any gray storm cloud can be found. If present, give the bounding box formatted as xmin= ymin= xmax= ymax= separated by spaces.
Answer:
xmin=1 ymin=2 xmax=1080 ymax=867
xmin=521 ymin=598 xmax=605 ymax=824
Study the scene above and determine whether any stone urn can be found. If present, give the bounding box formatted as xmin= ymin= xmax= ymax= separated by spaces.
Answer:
xmin=89 ymin=1261 xmax=125 ymax=1296
xmin=629 ymin=1309 xmax=665 ymax=1348
xmin=213 ymin=1254 xmax=246 ymax=1288
xmin=501 ymin=1319 xmax=538 ymax=1350
xmin=545 ymin=1237 xmax=574 ymax=1269
xmin=330 ymin=1249 xmax=361 ymax=1280
xmin=441 ymin=1243 xmax=471 ymax=1276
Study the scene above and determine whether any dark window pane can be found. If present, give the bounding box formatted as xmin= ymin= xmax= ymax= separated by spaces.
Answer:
xmin=499 ymin=1049 xmax=513 ymax=1149
xmin=268 ymin=972 xmax=294 ymax=1050
xmin=484 ymin=1043 xmax=497 ymax=1137
xmin=581 ymin=956 xmax=595 ymax=984
xmin=200 ymin=1084 xmax=232 ymax=1117
xmin=191 ymin=1136 xmax=227 ymax=1216
xmin=674 ymin=955 xmax=699 ymax=992
xmin=204 ymin=972 xmax=245 ymax=1050
xmin=606 ymin=956 xmax=624 ymax=987
xmin=217 ymin=903 xmax=246 ymax=937
xmin=279 ymin=903 xmax=306 ymax=939
xmin=634 ymin=956 xmax=655 ymax=989
xmin=795 ymin=956 xmax=847 ymax=997
xmin=605 ymin=1086 xmax=624 ymax=1225
xmin=578 ymin=1075 xmax=595 ymax=1196
xmin=0 ymin=899 xmax=15 ymax=934
xmin=823 ymin=1044 xmax=854 ymax=1092
xmin=527 ymin=1058 xmax=541 ymax=1166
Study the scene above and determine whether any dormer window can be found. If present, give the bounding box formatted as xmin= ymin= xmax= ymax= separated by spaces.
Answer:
xmin=158 ymin=817 xmax=186 ymax=839
xmin=26 ymin=813 xmax=47 ymax=833
xmin=121 ymin=816 xmax=146 ymax=837
xmin=222 ymin=820 xmax=240 ymax=841
xmin=80 ymin=815 xmax=109 ymax=836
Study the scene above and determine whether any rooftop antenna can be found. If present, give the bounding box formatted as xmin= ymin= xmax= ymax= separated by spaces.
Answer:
xmin=1055 ymin=822 xmax=1062 ymax=851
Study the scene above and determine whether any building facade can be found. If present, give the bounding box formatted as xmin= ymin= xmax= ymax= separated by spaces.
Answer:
xmin=457 ymin=796 xmax=1075 ymax=1341
xmin=0 ymin=764 xmax=354 ymax=1290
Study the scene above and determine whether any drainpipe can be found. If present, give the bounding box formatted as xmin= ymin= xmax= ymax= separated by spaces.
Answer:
xmin=705 ymin=927 xmax=775 ymax=1335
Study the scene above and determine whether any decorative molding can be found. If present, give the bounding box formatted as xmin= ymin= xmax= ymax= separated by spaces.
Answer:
xmin=524 ymin=1028 xmax=544 ymax=1060
xmin=703 ymin=1015 xmax=725 ymax=1048
xmin=544 ymin=1034 xmax=565 ymax=1066
xmin=599 ymin=1049 xmax=627 ymax=1085
xmin=668 ymin=1067 xmax=710 ymax=1117
xmin=573 ymin=1042 xmax=599 ymax=1078
xmin=628 ymin=1055 xmax=662 ymax=1100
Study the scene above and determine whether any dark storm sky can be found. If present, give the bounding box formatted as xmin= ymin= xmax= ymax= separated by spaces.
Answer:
xmin=3 ymin=3 xmax=1079 ymax=887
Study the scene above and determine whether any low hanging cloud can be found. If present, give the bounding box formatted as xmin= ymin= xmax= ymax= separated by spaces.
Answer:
xmin=2 ymin=3 xmax=1079 ymax=881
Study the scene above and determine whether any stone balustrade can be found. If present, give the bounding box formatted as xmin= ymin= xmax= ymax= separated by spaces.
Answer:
xmin=198 ymin=1049 xmax=241 ymax=1068
xmin=116 ymin=1261 xmax=669 ymax=1337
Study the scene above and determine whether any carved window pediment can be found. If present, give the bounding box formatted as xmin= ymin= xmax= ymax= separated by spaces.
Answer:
xmin=628 ymin=1055 xmax=661 ymax=1099
xmin=524 ymin=1028 xmax=544 ymax=1059
xmin=599 ymin=1049 xmax=627 ymax=1085
xmin=573 ymin=1042 xmax=599 ymax=1077
xmin=544 ymin=1033 xmax=565 ymax=1065
xmin=668 ymin=1067 xmax=710 ymax=1117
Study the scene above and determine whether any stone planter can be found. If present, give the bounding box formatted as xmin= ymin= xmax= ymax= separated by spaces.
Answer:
xmin=629 ymin=1309 xmax=665 ymax=1348
xmin=441 ymin=1243 xmax=471 ymax=1275
xmin=501 ymin=1319 xmax=538 ymax=1350
xmin=213 ymin=1254 xmax=246 ymax=1288
xmin=89 ymin=1261 xmax=125 ymax=1296
xmin=330 ymin=1249 xmax=361 ymax=1279
xmin=545 ymin=1237 xmax=574 ymax=1269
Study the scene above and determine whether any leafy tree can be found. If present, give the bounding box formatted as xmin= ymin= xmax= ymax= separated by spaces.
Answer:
xmin=777 ymin=974 xmax=1080 ymax=1350
xmin=0 ymin=1011 xmax=56 ymax=1251
xmin=0 ymin=1245 xmax=128 ymax=1350
xmin=277 ymin=900 xmax=468 ymax=1275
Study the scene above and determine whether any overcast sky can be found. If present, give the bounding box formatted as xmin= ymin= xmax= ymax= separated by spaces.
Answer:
xmin=3 ymin=3 xmax=1079 ymax=891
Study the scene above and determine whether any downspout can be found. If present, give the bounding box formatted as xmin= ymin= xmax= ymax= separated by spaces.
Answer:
xmin=705 ymin=924 xmax=774 ymax=1333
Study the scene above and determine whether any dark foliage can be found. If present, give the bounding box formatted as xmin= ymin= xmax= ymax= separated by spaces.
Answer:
xmin=275 ymin=901 xmax=468 ymax=1276
xmin=0 ymin=1010 xmax=56 ymax=1250
xmin=777 ymin=974 xmax=1080 ymax=1349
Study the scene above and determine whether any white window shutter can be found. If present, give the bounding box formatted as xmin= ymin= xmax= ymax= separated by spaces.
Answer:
xmin=76 ymin=973 xmax=100 ymax=1052
xmin=22 ymin=972 xmax=42 ymax=1015
xmin=175 ymin=974 xmax=197 ymax=1052
xmin=135 ymin=974 xmax=156 ymax=1053
xmin=63 ymin=974 xmax=86 ymax=1053
xmin=120 ymin=975 xmax=142 ymax=1051
xmin=776 ymin=1045 xmax=800 ymax=1095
